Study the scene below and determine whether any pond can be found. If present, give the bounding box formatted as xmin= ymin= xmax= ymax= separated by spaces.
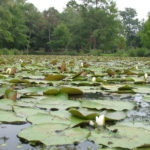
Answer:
xmin=0 ymin=55 xmax=150 ymax=150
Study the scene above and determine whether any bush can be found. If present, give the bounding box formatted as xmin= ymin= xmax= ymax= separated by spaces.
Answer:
xmin=62 ymin=50 xmax=79 ymax=55
xmin=128 ymin=47 xmax=149 ymax=57
xmin=0 ymin=48 xmax=24 ymax=55
xmin=89 ymin=49 xmax=102 ymax=56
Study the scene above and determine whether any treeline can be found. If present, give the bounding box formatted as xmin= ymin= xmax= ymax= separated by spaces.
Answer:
xmin=0 ymin=0 xmax=150 ymax=55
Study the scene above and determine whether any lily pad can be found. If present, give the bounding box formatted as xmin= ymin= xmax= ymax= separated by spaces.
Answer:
xmin=142 ymin=95 xmax=150 ymax=102
xmin=43 ymin=88 xmax=60 ymax=95
xmin=60 ymin=87 xmax=83 ymax=95
xmin=18 ymin=124 xmax=89 ymax=146
xmin=44 ymin=74 xmax=66 ymax=81
xmin=69 ymin=109 xmax=126 ymax=121
xmin=36 ymin=99 xmax=80 ymax=110
xmin=0 ymin=99 xmax=14 ymax=111
xmin=105 ymin=111 xmax=126 ymax=121
xmin=19 ymin=87 xmax=59 ymax=96
xmin=27 ymin=113 xmax=71 ymax=125
xmin=81 ymin=100 xmax=135 ymax=111
xmin=0 ymin=110 xmax=26 ymax=123
xmin=116 ymin=121 xmax=150 ymax=131
xmin=69 ymin=108 xmax=100 ymax=120
xmin=89 ymin=125 xmax=150 ymax=149
xmin=13 ymin=106 xmax=47 ymax=118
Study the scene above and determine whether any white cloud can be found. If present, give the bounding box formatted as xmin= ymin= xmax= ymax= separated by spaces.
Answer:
xmin=115 ymin=0 xmax=150 ymax=20
xmin=27 ymin=0 xmax=150 ymax=20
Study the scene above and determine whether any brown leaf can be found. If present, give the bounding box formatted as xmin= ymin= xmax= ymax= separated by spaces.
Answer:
xmin=10 ymin=67 xmax=17 ymax=75
xmin=9 ymin=91 xmax=17 ymax=101
xmin=80 ymin=71 xmax=88 ymax=77
xmin=60 ymin=62 xmax=67 ymax=73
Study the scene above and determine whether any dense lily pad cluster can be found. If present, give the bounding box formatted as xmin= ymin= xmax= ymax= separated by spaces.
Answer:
xmin=0 ymin=55 xmax=150 ymax=149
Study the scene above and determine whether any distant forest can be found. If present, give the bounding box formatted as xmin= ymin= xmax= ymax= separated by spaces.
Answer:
xmin=0 ymin=0 xmax=150 ymax=56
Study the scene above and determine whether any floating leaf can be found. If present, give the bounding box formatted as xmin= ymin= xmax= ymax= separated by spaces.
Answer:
xmin=81 ymin=100 xmax=135 ymax=111
xmin=60 ymin=87 xmax=83 ymax=95
xmin=43 ymin=88 xmax=60 ymax=95
xmin=27 ymin=113 xmax=71 ymax=125
xmin=143 ymin=95 xmax=150 ymax=102
xmin=44 ymin=74 xmax=66 ymax=81
xmin=13 ymin=106 xmax=47 ymax=118
xmin=0 ymin=99 xmax=14 ymax=111
xmin=18 ymin=124 xmax=89 ymax=146
xmin=105 ymin=111 xmax=126 ymax=121
xmin=69 ymin=108 xmax=100 ymax=120
xmin=0 ymin=110 xmax=26 ymax=123
xmin=89 ymin=125 xmax=150 ymax=149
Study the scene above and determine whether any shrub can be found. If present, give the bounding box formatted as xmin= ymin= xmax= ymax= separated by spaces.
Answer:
xmin=128 ymin=47 xmax=148 ymax=57
xmin=89 ymin=49 xmax=102 ymax=56
xmin=0 ymin=48 xmax=24 ymax=55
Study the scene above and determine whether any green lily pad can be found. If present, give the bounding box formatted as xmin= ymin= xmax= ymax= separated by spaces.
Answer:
xmin=89 ymin=125 xmax=150 ymax=149
xmin=134 ymin=85 xmax=150 ymax=94
xmin=69 ymin=108 xmax=100 ymax=120
xmin=81 ymin=100 xmax=135 ymax=111
xmin=13 ymin=106 xmax=47 ymax=118
xmin=105 ymin=111 xmax=126 ymax=121
xmin=0 ymin=110 xmax=26 ymax=123
xmin=44 ymin=74 xmax=66 ymax=81
xmin=27 ymin=113 xmax=71 ymax=125
xmin=9 ymin=79 xmax=29 ymax=83
xmin=19 ymin=87 xmax=50 ymax=95
xmin=0 ymin=99 xmax=14 ymax=111
xmin=19 ymin=87 xmax=59 ymax=96
xmin=43 ymin=88 xmax=60 ymax=95
xmin=36 ymin=93 xmax=80 ymax=110
xmin=142 ymin=95 xmax=150 ymax=102
xmin=15 ymin=101 xmax=35 ymax=108
xmin=69 ymin=109 xmax=126 ymax=121
xmin=60 ymin=87 xmax=83 ymax=95
xmin=18 ymin=124 xmax=89 ymax=146
xmin=118 ymin=85 xmax=135 ymax=91
xmin=116 ymin=121 xmax=150 ymax=131
xmin=36 ymin=99 xmax=80 ymax=110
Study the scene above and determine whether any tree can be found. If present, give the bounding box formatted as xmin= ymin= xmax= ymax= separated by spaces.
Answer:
xmin=43 ymin=7 xmax=59 ymax=51
xmin=9 ymin=0 xmax=28 ymax=49
xmin=139 ymin=16 xmax=150 ymax=48
xmin=0 ymin=3 xmax=13 ymax=48
xmin=49 ymin=24 xmax=70 ymax=51
xmin=120 ymin=8 xmax=141 ymax=48
xmin=80 ymin=0 xmax=107 ymax=8
xmin=23 ymin=3 xmax=44 ymax=51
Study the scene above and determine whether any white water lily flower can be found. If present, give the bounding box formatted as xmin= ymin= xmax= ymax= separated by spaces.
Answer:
xmin=89 ymin=120 xmax=94 ymax=126
xmin=144 ymin=73 xmax=148 ymax=81
xmin=135 ymin=66 xmax=138 ymax=70
xmin=6 ymin=68 xmax=11 ymax=74
xmin=80 ymin=62 xmax=84 ymax=67
xmin=92 ymin=77 xmax=96 ymax=82
xmin=19 ymin=59 xmax=23 ymax=63
xmin=96 ymin=115 xmax=105 ymax=126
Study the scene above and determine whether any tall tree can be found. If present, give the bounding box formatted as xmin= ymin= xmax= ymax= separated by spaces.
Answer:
xmin=120 ymin=8 xmax=141 ymax=48
xmin=23 ymin=3 xmax=43 ymax=51
xmin=43 ymin=7 xmax=59 ymax=51
xmin=49 ymin=24 xmax=70 ymax=51
xmin=139 ymin=15 xmax=150 ymax=48
xmin=0 ymin=2 xmax=13 ymax=48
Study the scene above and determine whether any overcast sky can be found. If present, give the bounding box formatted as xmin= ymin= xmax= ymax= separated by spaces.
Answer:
xmin=27 ymin=0 xmax=150 ymax=20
